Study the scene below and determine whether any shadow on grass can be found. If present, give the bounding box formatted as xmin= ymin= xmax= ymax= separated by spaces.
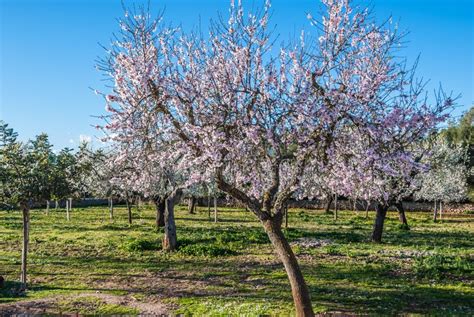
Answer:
xmin=307 ymin=282 xmax=474 ymax=315
xmin=176 ymin=217 xmax=256 ymax=224
xmin=384 ymin=230 xmax=474 ymax=248
xmin=3 ymin=251 xmax=472 ymax=315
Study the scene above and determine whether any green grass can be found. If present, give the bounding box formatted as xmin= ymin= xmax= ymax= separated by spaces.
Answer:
xmin=0 ymin=205 xmax=473 ymax=315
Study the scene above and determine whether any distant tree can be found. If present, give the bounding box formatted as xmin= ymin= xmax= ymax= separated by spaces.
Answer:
xmin=106 ymin=155 xmax=136 ymax=225
xmin=29 ymin=133 xmax=55 ymax=211
xmin=440 ymin=107 xmax=473 ymax=200
xmin=50 ymin=148 xmax=76 ymax=217
xmin=441 ymin=107 xmax=474 ymax=147
xmin=415 ymin=138 xmax=469 ymax=221
xmin=0 ymin=121 xmax=19 ymax=209
xmin=187 ymin=180 xmax=221 ymax=222
xmin=107 ymin=143 xmax=186 ymax=249
xmin=73 ymin=142 xmax=96 ymax=198
xmin=0 ymin=120 xmax=18 ymax=148
xmin=85 ymin=149 xmax=119 ymax=220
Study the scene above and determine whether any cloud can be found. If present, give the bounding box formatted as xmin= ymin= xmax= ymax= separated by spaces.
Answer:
xmin=69 ymin=139 xmax=75 ymax=144
xmin=79 ymin=134 xmax=92 ymax=144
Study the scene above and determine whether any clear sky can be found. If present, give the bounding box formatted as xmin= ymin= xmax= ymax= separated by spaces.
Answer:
xmin=1 ymin=0 xmax=473 ymax=150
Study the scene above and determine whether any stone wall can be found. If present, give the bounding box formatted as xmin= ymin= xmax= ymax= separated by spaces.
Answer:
xmin=21 ymin=197 xmax=473 ymax=214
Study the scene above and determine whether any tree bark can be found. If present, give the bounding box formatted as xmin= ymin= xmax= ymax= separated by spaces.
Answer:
xmin=324 ymin=196 xmax=333 ymax=213
xmin=371 ymin=203 xmax=388 ymax=243
xmin=433 ymin=200 xmax=438 ymax=222
xmin=55 ymin=200 xmax=58 ymax=210
xmin=333 ymin=194 xmax=338 ymax=220
xmin=20 ymin=203 xmax=30 ymax=290
xmin=163 ymin=189 xmax=182 ymax=251
xmin=394 ymin=201 xmax=409 ymax=227
xmin=46 ymin=200 xmax=50 ymax=215
xmin=215 ymin=169 xmax=314 ymax=315
xmin=263 ymin=219 xmax=314 ymax=316
xmin=155 ymin=197 xmax=165 ymax=228
xmin=365 ymin=201 xmax=370 ymax=219
xmin=213 ymin=196 xmax=218 ymax=223
xmin=187 ymin=196 xmax=196 ymax=214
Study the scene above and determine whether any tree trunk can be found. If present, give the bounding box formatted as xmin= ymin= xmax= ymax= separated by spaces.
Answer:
xmin=187 ymin=196 xmax=196 ymax=214
xmin=109 ymin=197 xmax=114 ymax=220
xmin=20 ymin=203 xmax=30 ymax=290
xmin=334 ymin=194 xmax=338 ymax=220
xmin=433 ymin=200 xmax=438 ymax=222
xmin=371 ymin=203 xmax=388 ymax=243
xmin=163 ymin=189 xmax=182 ymax=251
xmin=55 ymin=200 xmax=58 ymax=210
xmin=66 ymin=199 xmax=70 ymax=221
xmin=365 ymin=201 xmax=370 ymax=219
xmin=263 ymin=219 xmax=314 ymax=316
xmin=394 ymin=202 xmax=408 ymax=224
xmin=213 ymin=196 xmax=218 ymax=223
xmin=324 ymin=196 xmax=333 ymax=213
xmin=69 ymin=198 xmax=72 ymax=211
xmin=155 ymin=197 xmax=165 ymax=228
xmin=46 ymin=200 xmax=50 ymax=215
xmin=126 ymin=198 xmax=132 ymax=225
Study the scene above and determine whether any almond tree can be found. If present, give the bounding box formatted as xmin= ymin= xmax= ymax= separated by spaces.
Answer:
xmin=101 ymin=134 xmax=186 ymax=249
xmin=99 ymin=1 xmax=452 ymax=314
xmin=321 ymin=127 xmax=435 ymax=242
xmin=415 ymin=138 xmax=469 ymax=221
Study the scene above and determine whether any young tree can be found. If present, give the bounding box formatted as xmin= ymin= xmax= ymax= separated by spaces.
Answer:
xmin=0 ymin=123 xmax=52 ymax=290
xmin=99 ymin=1 xmax=452 ymax=314
xmin=0 ymin=121 xmax=18 ymax=210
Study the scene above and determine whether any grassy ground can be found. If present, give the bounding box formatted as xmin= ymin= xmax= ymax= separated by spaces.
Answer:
xmin=0 ymin=205 xmax=473 ymax=315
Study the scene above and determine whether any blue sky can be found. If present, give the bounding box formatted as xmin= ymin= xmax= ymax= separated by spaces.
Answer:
xmin=1 ymin=0 xmax=473 ymax=150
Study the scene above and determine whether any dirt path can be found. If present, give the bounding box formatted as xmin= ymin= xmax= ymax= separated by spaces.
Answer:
xmin=0 ymin=292 xmax=169 ymax=316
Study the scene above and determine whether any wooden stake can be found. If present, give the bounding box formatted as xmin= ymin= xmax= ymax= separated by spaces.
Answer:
xmin=214 ymin=196 xmax=218 ymax=223
xmin=66 ymin=199 xmax=70 ymax=221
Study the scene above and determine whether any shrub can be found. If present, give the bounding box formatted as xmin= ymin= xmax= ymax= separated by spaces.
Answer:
xmin=216 ymin=228 xmax=268 ymax=245
xmin=121 ymin=237 xmax=161 ymax=252
xmin=397 ymin=223 xmax=410 ymax=231
xmin=178 ymin=243 xmax=237 ymax=257
xmin=413 ymin=254 xmax=472 ymax=280
xmin=325 ymin=245 xmax=342 ymax=256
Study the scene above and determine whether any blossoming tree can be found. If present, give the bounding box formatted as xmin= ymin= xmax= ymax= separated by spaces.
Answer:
xmin=99 ymin=1 xmax=453 ymax=314
xmin=415 ymin=138 xmax=469 ymax=221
